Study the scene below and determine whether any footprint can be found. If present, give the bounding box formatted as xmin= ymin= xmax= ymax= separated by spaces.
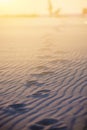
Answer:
xmin=31 ymin=90 xmax=51 ymax=98
xmin=31 ymin=71 xmax=54 ymax=78
xmin=36 ymin=66 xmax=48 ymax=70
xmin=25 ymin=80 xmax=44 ymax=87
xmin=9 ymin=103 xmax=26 ymax=110
xmin=38 ymin=71 xmax=54 ymax=76
xmin=84 ymin=127 xmax=87 ymax=130
xmin=3 ymin=103 xmax=28 ymax=115
xmin=29 ymin=124 xmax=44 ymax=130
xmin=48 ymin=126 xmax=67 ymax=130
xmin=37 ymin=118 xmax=58 ymax=126
xmin=29 ymin=118 xmax=67 ymax=130
xmin=84 ymin=121 xmax=87 ymax=130
xmin=38 ymin=55 xmax=52 ymax=59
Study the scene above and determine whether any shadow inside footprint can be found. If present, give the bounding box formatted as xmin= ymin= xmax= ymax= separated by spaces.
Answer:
xmin=38 ymin=55 xmax=52 ymax=59
xmin=84 ymin=127 xmax=87 ymax=130
xmin=3 ymin=103 xmax=28 ymax=115
xmin=39 ymin=71 xmax=54 ymax=76
xmin=37 ymin=118 xmax=58 ymax=126
xmin=10 ymin=103 xmax=26 ymax=110
xmin=26 ymin=80 xmax=44 ymax=87
xmin=84 ymin=122 xmax=87 ymax=130
xmin=36 ymin=66 xmax=48 ymax=70
xmin=31 ymin=90 xmax=51 ymax=98
xmin=48 ymin=126 xmax=67 ymax=130
xmin=31 ymin=71 xmax=54 ymax=78
xmin=29 ymin=124 xmax=44 ymax=130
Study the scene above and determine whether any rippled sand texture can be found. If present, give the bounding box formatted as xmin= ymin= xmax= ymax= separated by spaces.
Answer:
xmin=0 ymin=17 xmax=87 ymax=130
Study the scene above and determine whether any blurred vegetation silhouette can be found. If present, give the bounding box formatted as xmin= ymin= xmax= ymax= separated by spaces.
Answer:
xmin=48 ymin=0 xmax=53 ymax=16
xmin=48 ymin=0 xmax=61 ymax=16
xmin=0 ymin=0 xmax=87 ymax=18
xmin=83 ymin=8 xmax=87 ymax=15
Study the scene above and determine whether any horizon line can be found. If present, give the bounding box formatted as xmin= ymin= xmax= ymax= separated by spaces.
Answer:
xmin=0 ymin=13 xmax=87 ymax=18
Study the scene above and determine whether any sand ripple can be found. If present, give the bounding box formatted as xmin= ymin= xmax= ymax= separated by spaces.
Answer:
xmin=0 ymin=19 xmax=87 ymax=130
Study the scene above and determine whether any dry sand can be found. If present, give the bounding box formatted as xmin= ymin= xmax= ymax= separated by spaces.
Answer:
xmin=0 ymin=17 xmax=87 ymax=130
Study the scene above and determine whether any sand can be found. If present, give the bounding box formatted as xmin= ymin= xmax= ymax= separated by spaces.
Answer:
xmin=0 ymin=17 xmax=87 ymax=130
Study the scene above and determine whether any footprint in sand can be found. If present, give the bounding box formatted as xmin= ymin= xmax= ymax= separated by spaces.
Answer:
xmin=31 ymin=71 xmax=54 ymax=78
xmin=38 ymin=55 xmax=52 ymax=59
xmin=48 ymin=126 xmax=67 ymax=130
xmin=83 ymin=121 xmax=87 ymax=130
xmin=25 ymin=80 xmax=44 ymax=87
xmin=27 ymin=89 xmax=51 ymax=98
xmin=29 ymin=118 xmax=68 ymax=130
xmin=3 ymin=103 xmax=28 ymax=115
xmin=37 ymin=118 xmax=58 ymax=126
xmin=29 ymin=124 xmax=44 ymax=130
xmin=36 ymin=66 xmax=48 ymax=70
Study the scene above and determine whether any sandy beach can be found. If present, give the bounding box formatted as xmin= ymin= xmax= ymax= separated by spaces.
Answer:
xmin=0 ymin=17 xmax=87 ymax=130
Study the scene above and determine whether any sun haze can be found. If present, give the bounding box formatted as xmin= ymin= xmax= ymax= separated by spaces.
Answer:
xmin=0 ymin=0 xmax=87 ymax=15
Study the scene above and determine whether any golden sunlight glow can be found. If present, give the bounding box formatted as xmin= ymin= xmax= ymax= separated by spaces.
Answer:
xmin=0 ymin=0 xmax=10 ymax=3
xmin=0 ymin=0 xmax=86 ymax=15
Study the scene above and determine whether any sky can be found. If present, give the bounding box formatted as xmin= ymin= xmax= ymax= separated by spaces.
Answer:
xmin=0 ymin=0 xmax=87 ymax=15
